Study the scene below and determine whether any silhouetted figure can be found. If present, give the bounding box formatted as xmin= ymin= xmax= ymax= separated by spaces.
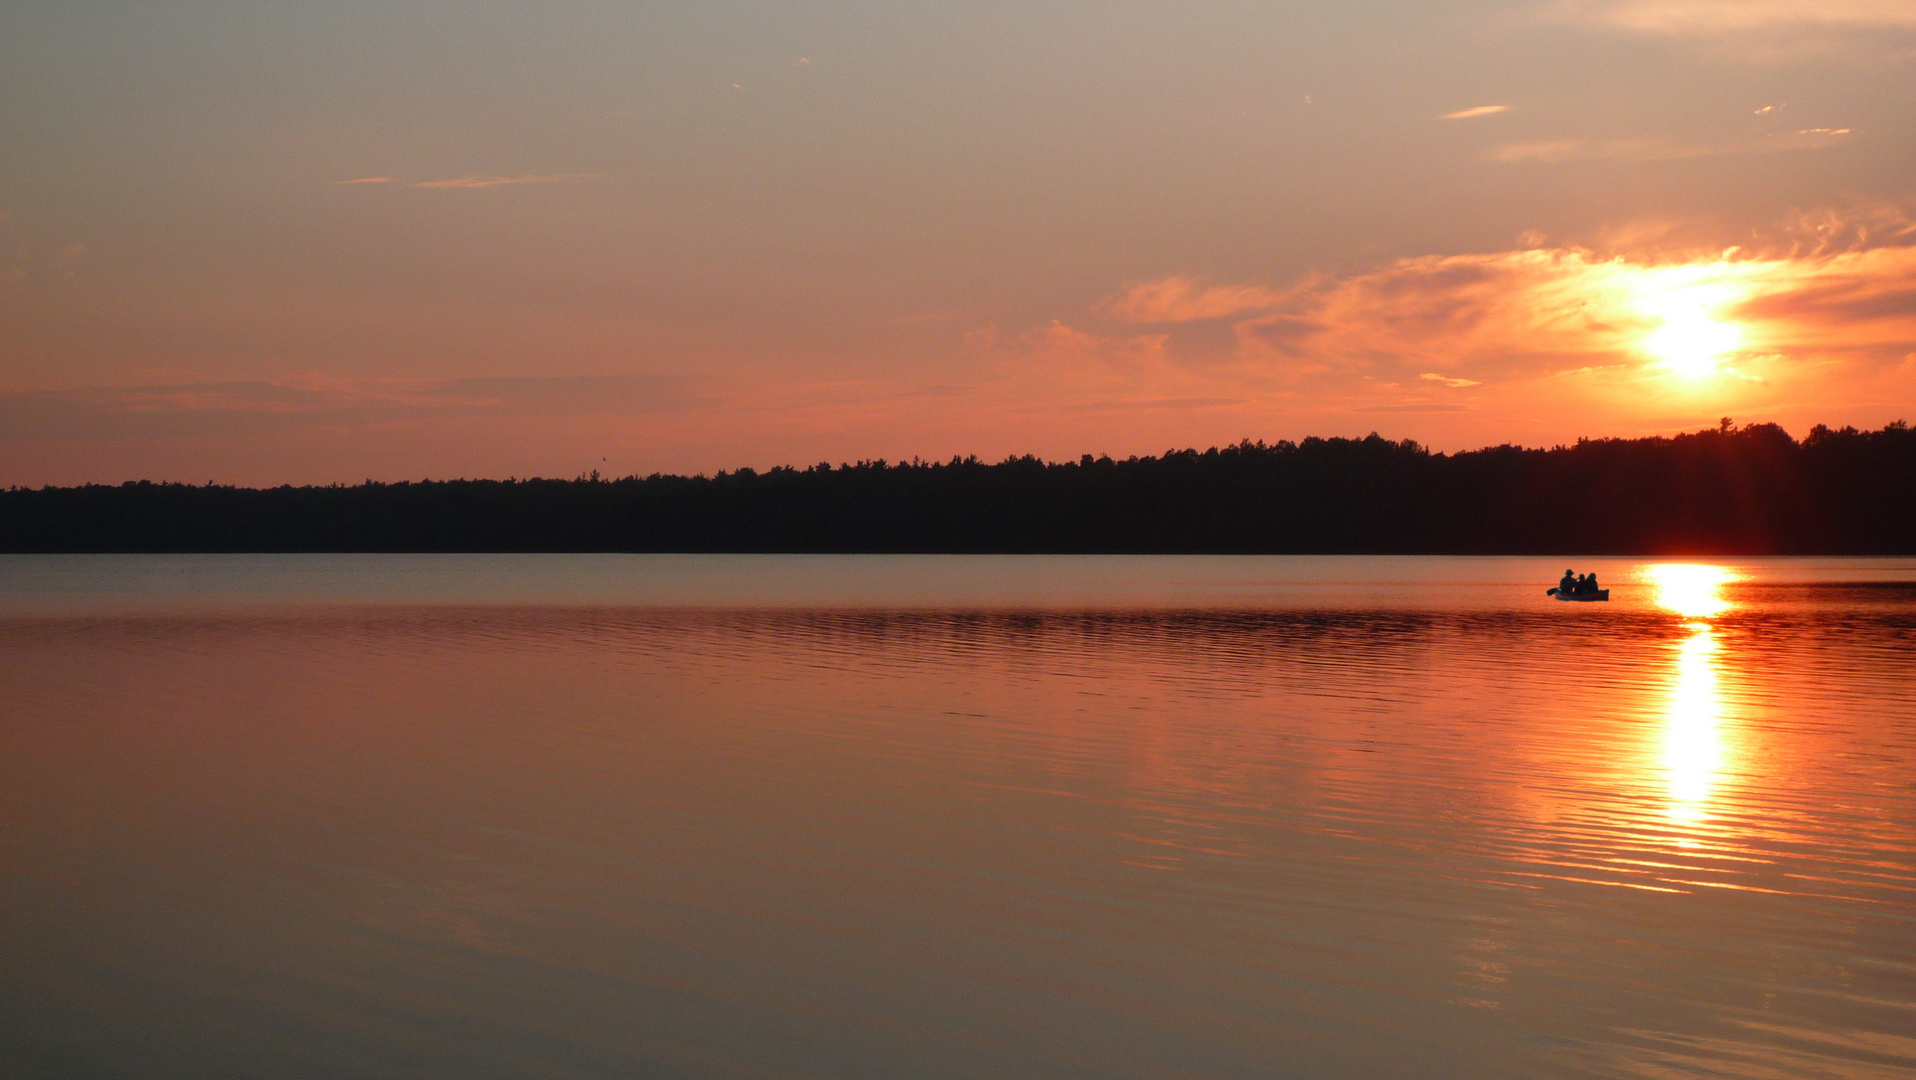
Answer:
xmin=1560 ymin=569 xmax=1577 ymax=593
xmin=1583 ymin=572 xmax=1600 ymax=595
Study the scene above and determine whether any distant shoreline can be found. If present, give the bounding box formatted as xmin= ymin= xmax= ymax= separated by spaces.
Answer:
xmin=5 ymin=421 xmax=1912 ymax=555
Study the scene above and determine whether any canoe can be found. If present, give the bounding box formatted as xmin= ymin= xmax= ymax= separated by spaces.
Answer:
xmin=1546 ymin=588 xmax=1609 ymax=602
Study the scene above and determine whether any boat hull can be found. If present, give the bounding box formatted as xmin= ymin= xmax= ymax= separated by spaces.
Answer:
xmin=1548 ymin=588 xmax=1609 ymax=602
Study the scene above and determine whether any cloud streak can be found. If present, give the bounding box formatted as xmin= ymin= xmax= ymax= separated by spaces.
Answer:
xmin=1442 ymin=105 xmax=1509 ymax=120
xmin=1055 ymin=223 xmax=1916 ymax=426
xmin=1491 ymin=128 xmax=1855 ymax=163
xmin=12 ymin=218 xmax=1914 ymax=479
xmin=413 ymin=174 xmax=587 ymax=189
xmin=1238 ymin=246 xmax=1916 ymax=380
xmin=1096 ymin=276 xmax=1290 ymax=323
xmin=1548 ymin=0 xmax=1916 ymax=33
xmin=0 ymin=375 xmax=699 ymax=444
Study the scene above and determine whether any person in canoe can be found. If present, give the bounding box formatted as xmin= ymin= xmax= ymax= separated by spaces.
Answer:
xmin=1549 ymin=570 xmax=1607 ymax=600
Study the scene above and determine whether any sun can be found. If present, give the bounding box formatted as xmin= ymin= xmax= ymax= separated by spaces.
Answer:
xmin=1638 ymin=282 xmax=1742 ymax=379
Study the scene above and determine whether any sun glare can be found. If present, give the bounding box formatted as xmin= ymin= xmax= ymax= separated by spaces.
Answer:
xmin=1643 ymin=563 xmax=1738 ymax=831
xmin=1638 ymin=282 xmax=1742 ymax=379
xmin=1663 ymin=626 xmax=1724 ymax=828
xmin=1647 ymin=563 xmax=1736 ymax=619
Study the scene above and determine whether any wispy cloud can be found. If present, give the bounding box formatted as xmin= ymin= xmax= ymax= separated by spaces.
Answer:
xmin=1442 ymin=105 xmax=1509 ymax=120
xmin=1049 ymin=214 xmax=1916 ymax=425
xmin=1097 ymin=276 xmax=1290 ymax=323
xmin=970 ymin=321 xmax=1251 ymax=421
xmin=16 ymin=215 xmax=1915 ymax=471
xmin=1491 ymin=128 xmax=1853 ymax=163
xmin=1773 ymin=200 xmax=1916 ymax=255
xmin=1491 ymin=138 xmax=1714 ymax=163
xmin=413 ymin=174 xmax=587 ymax=189
xmin=1238 ymin=243 xmax=1916 ymax=388
xmin=333 ymin=174 xmax=593 ymax=189
xmin=1547 ymin=0 xmax=1916 ymax=33
xmin=0 ymin=375 xmax=699 ymax=444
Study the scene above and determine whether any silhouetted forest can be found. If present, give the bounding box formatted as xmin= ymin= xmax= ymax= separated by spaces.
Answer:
xmin=4 ymin=420 xmax=1913 ymax=554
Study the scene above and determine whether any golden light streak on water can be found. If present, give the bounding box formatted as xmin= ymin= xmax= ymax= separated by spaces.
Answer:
xmin=3 ymin=555 xmax=1914 ymax=1080
xmin=1663 ymin=624 xmax=1724 ymax=829
xmin=1647 ymin=564 xmax=1736 ymax=832
xmin=1647 ymin=562 xmax=1735 ymax=618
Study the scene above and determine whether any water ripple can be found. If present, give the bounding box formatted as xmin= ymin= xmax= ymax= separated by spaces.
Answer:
xmin=0 ymin=557 xmax=1912 ymax=1079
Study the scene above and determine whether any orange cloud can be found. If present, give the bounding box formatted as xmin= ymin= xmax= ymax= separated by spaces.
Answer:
xmin=950 ymin=318 xmax=1251 ymax=422
xmin=1442 ymin=105 xmax=1509 ymax=120
xmin=1016 ymin=320 xmax=1173 ymax=374
xmin=1772 ymin=201 xmax=1916 ymax=255
xmin=1233 ymin=245 xmax=1916 ymax=381
xmin=1097 ymin=276 xmax=1290 ymax=323
xmin=12 ymin=218 xmax=1913 ymax=485
xmin=1062 ymin=225 xmax=1916 ymax=435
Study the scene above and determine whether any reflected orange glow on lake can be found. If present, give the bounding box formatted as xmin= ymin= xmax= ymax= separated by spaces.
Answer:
xmin=1 ymin=555 xmax=1912 ymax=1079
xmin=1661 ymin=625 xmax=1725 ymax=831
xmin=1648 ymin=565 xmax=1736 ymax=833
xmin=1646 ymin=562 xmax=1737 ymax=618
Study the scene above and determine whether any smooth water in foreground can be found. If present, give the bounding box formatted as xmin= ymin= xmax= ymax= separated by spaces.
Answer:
xmin=2 ymin=555 xmax=1914 ymax=1079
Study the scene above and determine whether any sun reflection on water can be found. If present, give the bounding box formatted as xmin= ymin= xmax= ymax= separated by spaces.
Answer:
xmin=1648 ymin=564 xmax=1737 ymax=831
xmin=1664 ymin=625 xmax=1724 ymax=827
xmin=1648 ymin=563 xmax=1735 ymax=618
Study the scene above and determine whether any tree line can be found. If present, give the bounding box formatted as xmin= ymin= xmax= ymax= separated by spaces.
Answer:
xmin=4 ymin=420 xmax=1912 ymax=553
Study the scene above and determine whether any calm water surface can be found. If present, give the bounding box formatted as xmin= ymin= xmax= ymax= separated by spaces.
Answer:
xmin=2 ymin=555 xmax=1914 ymax=1079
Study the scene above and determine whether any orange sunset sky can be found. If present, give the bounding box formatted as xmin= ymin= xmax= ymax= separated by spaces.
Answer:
xmin=2 ymin=0 xmax=1914 ymax=485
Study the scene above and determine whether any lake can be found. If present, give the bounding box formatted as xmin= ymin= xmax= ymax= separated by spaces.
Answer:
xmin=2 ymin=555 xmax=1913 ymax=1079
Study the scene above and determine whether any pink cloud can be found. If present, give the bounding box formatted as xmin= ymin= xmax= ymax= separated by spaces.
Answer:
xmin=1549 ymin=0 xmax=1916 ymax=34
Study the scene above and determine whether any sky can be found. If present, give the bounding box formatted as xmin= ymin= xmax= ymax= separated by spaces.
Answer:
xmin=2 ymin=0 xmax=1914 ymax=485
